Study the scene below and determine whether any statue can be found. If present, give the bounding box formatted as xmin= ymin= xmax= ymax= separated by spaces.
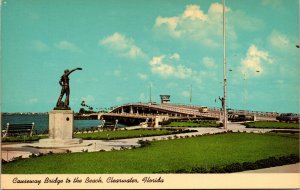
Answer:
xmin=219 ymin=96 xmax=225 ymax=111
xmin=55 ymin=67 xmax=82 ymax=110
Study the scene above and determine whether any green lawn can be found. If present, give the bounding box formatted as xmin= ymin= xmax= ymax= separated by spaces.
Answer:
xmin=164 ymin=120 xmax=220 ymax=128
xmin=1 ymin=129 xmax=182 ymax=143
xmin=2 ymin=133 xmax=299 ymax=174
xmin=74 ymin=129 xmax=176 ymax=140
xmin=244 ymin=121 xmax=300 ymax=129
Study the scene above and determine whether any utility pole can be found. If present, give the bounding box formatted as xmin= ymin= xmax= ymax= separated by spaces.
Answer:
xmin=189 ymin=84 xmax=192 ymax=106
xmin=222 ymin=0 xmax=227 ymax=130
xmin=149 ymin=83 xmax=152 ymax=103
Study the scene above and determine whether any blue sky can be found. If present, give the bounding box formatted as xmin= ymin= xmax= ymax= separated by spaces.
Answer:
xmin=1 ymin=0 xmax=299 ymax=113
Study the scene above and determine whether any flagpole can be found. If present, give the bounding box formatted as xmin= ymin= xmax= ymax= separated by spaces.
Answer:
xmin=223 ymin=0 xmax=227 ymax=130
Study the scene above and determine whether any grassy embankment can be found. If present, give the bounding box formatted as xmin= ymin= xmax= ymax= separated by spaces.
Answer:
xmin=244 ymin=121 xmax=299 ymax=129
xmin=2 ymin=133 xmax=299 ymax=173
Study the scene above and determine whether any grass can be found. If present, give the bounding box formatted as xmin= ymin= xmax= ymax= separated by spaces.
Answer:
xmin=1 ymin=129 xmax=183 ymax=142
xmin=244 ymin=121 xmax=300 ymax=129
xmin=74 ymin=129 xmax=177 ymax=140
xmin=164 ymin=120 xmax=220 ymax=128
xmin=2 ymin=133 xmax=299 ymax=174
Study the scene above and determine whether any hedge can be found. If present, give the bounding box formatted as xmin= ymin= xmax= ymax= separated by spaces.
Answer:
xmin=159 ymin=154 xmax=299 ymax=173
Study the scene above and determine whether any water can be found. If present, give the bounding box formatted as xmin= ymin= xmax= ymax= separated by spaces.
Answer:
xmin=1 ymin=114 xmax=103 ymax=134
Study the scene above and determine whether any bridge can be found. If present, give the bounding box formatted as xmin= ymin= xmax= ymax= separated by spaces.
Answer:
xmin=87 ymin=102 xmax=278 ymax=127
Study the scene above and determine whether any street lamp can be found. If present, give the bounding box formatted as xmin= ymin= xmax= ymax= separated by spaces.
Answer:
xmin=222 ymin=0 xmax=227 ymax=130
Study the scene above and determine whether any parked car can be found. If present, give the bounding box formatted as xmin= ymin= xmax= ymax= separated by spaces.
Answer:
xmin=276 ymin=113 xmax=299 ymax=123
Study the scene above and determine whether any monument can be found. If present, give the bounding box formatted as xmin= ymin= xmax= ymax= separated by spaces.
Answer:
xmin=39 ymin=68 xmax=83 ymax=147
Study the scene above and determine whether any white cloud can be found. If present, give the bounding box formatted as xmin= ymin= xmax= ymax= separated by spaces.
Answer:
xmin=155 ymin=16 xmax=181 ymax=38
xmin=149 ymin=55 xmax=165 ymax=65
xmin=170 ymin=53 xmax=180 ymax=60
xmin=81 ymin=95 xmax=95 ymax=104
xmin=100 ymin=32 xmax=146 ymax=59
xmin=32 ymin=40 xmax=49 ymax=51
xmin=202 ymin=57 xmax=216 ymax=68
xmin=154 ymin=3 xmax=263 ymax=47
xmin=149 ymin=55 xmax=192 ymax=79
xmin=239 ymin=44 xmax=273 ymax=76
xmin=54 ymin=40 xmax=81 ymax=52
xmin=183 ymin=4 xmax=208 ymax=21
xmin=154 ymin=3 xmax=229 ymax=47
xmin=137 ymin=73 xmax=148 ymax=80
xmin=268 ymin=30 xmax=290 ymax=49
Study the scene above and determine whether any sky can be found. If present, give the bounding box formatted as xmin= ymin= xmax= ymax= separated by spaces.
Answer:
xmin=1 ymin=0 xmax=299 ymax=113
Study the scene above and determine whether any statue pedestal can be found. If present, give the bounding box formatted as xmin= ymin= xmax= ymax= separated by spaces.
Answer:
xmin=38 ymin=110 xmax=82 ymax=147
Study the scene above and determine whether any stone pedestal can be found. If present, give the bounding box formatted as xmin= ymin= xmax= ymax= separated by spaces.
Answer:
xmin=38 ymin=110 xmax=82 ymax=147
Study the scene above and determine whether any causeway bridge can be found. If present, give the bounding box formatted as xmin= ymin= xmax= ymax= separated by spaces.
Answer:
xmin=87 ymin=103 xmax=278 ymax=127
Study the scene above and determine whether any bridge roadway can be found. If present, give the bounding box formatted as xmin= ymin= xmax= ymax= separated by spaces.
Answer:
xmin=94 ymin=103 xmax=219 ymax=120
xmin=109 ymin=103 xmax=220 ymax=118
xmin=88 ymin=103 xmax=277 ymax=126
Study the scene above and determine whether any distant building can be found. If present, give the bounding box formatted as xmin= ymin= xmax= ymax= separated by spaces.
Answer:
xmin=160 ymin=95 xmax=170 ymax=104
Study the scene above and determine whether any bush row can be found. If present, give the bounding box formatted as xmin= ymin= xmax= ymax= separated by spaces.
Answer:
xmin=79 ymin=129 xmax=197 ymax=140
xmin=158 ymin=154 xmax=299 ymax=173
xmin=1 ymin=136 xmax=42 ymax=143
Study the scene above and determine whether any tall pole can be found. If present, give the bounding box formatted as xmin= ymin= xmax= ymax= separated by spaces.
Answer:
xmin=223 ymin=0 xmax=227 ymax=130
xmin=190 ymin=84 xmax=192 ymax=106
xmin=149 ymin=83 xmax=152 ymax=103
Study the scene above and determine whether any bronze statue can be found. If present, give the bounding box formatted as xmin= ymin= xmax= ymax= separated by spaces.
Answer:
xmin=55 ymin=68 xmax=82 ymax=110
xmin=219 ymin=96 xmax=225 ymax=111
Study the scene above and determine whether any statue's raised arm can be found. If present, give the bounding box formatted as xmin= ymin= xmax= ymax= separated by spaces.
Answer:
xmin=55 ymin=67 xmax=82 ymax=110
xmin=65 ymin=67 xmax=82 ymax=76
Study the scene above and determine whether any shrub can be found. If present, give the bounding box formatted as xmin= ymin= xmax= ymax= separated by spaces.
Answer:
xmin=242 ymin=162 xmax=257 ymax=170
xmin=2 ymin=159 xmax=8 ymax=164
xmin=209 ymin=166 xmax=225 ymax=173
xmin=137 ymin=140 xmax=151 ymax=148
xmin=174 ymin=168 xmax=190 ymax=173
xmin=160 ymin=120 xmax=172 ymax=125
xmin=191 ymin=167 xmax=209 ymax=173
xmin=223 ymin=163 xmax=243 ymax=173
xmin=29 ymin=153 xmax=37 ymax=158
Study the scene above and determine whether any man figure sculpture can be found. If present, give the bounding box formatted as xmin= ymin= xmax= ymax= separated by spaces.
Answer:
xmin=219 ymin=96 xmax=225 ymax=111
xmin=55 ymin=67 xmax=82 ymax=109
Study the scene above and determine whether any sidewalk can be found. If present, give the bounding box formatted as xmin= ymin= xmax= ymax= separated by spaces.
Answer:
xmin=239 ymin=163 xmax=300 ymax=173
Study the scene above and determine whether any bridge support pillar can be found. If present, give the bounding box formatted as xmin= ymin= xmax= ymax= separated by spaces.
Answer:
xmin=130 ymin=106 xmax=133 ymax=114
xmin=253 ymin=115 xmax=257 ymax=121
xmin=154 ymin=116 xmax=169 ymax=127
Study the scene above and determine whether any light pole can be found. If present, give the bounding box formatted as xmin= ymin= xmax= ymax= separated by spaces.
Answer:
xmin=189 ymin=84 xmax=192 ymax=106
xmin=222 ymin=0 xmax=227 ymax=130
xmin=148 ymin=82 xmax=153 ymax=104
